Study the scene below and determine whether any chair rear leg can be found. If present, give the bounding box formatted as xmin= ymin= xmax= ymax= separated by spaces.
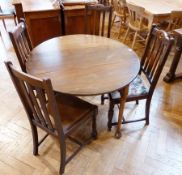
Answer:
xmin=108 ymin=101 xmax=114 ymax=131
xmin=145 ymin=99 xmax=151 ymax=125
xmin=91 ymin=111 xmax=97 ymax=139
xmin=136 ymin=100 xmax=139 ymax=105
xmin=101 ymin=94 xmax=105 ymax=105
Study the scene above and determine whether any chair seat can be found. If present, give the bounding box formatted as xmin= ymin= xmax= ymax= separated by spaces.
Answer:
xmin=113 ymin=11 xmax=125 ymax=18
xmin=110 ymin=75 xmax=148 ymax=100
xmin=128 ymin=21 xmax=149 ymax=32
xmin=54 ymin=93 xmax=98 ymax=134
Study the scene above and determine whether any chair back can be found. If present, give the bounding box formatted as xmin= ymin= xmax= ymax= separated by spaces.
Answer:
xmin=85 ymin=4 xmax=112 ymax=38
xmin=9 ymin=22 xmax=32 ymax=72
xmin=167 ymin=11 xmax=182 ymax=31
xmin=112 ymin=0 xmax=126 ymax=16
xmin=141 ymin=25 xmax=174 ymax=95
xmin=5 ymin=61 xmax=63 ymax=137
xmin=98 ymin=0 xmax=110 ymax=5
xmin=127 ymin=3 xmax=146 ymax=29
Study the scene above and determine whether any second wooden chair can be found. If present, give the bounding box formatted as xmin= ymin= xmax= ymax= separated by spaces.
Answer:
xmin=85 ymin=3 xmax=112 ymax=38
xmin=9 ymin=21 xmax=32 ymax=72
xmin=107 ymin=25 xmax=174 ymax=130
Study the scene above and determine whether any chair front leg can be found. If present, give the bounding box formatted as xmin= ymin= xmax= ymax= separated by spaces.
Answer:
xmin=91 ymin=110 xmax=97 ymax=139
xmin=108 ymin=99 xmax=115 ymax=131
xmin=115 ymin=85 xmax=129 ymax=138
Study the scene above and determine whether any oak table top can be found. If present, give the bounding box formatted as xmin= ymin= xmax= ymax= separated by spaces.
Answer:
xmin=27 ymin=34 xmax=140 ymax=138
xmin=27 ymin=34 xmax=140 ymax=96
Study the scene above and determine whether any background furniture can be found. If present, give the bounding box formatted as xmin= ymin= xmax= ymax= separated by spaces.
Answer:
xmin=123 ymin=2 xmax=153 ymax=49
xmin=164 ymin=28 xmax=182 ymax=82
xmin=108 ymin=26 xmax=174 ymax=130
xmin=5 ymin=61 xmax=98 ymax=175
xmin=9 ymin=22 xmax=32 ymax=72
xmin=13 ymin=0 xmax=97 ymax=47
xmin=85 ymin=3 xmax=112 ymax=38
xmin=26 ymin=34 xmax=140 ymax=138
xmin=13 ymin=1 xmax=64 ymax=47
xmin=166 ymin=11 xmax=182 ymax=31
xmin=112 ymin=0 xmax=128 ymax=38
xmin=126 ymin=0 xmax=182 ymax=23
xmin=0 ymin=5 xmax=17 ymax=31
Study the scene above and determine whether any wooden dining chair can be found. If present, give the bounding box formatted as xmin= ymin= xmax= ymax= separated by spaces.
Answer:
xmin=0 ymin=5 xmax=17 ymax=31
xmin=107 ymin=25 xmax=174 ymax=130
xmin=123 ymin=2 xmax=153 ymax=49
xmin=85 ymin=4 xmax=112 ymax=104
xmin=5 ymin=61 xmax=98 ymax=175
xmin=112 ymin=0 xmax=128 ymax=38
xmin=9 ymin=21 xmax=32 ymax=72
xmin=166 ymin=11 xmax=182 ymax=32
xmin=98 ymin=0 xmax=110 ymax=5
xmin=85 ymin=3 xmax=112 ymax=38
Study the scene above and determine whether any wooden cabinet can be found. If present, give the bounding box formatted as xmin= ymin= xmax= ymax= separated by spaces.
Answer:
xmin=13 ymin=0 xmax=96 ymax=47
xmin=24 ymin=10 xmax=64 ymax=47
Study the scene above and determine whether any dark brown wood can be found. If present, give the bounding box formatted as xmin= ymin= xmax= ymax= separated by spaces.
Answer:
xmin=108 ymin=25 xmax=174 ymax=130
xmin=27 ymin=35 xmax=140 ymax=96
xmin=85 ymin=4 xmax=112 ymax=38
xmin=12 ymin=0 xmax=97 ymax=46
xmin=24 ymin=9 xmax=64 ymax=47
xmin=13 ymin=2 xmax=64 ymax=47
xmin=164 ymin=28 xmax=182 ymax=82
xmin=12 ymin=2 xmax=23 ymax=23
xmin=9 ymin=22 xmax=32 ymax=72
xmin=64 ymin=6 xmax=87 ymax=35
xmin=26 ymin=34 xmax=140 ymax=137
xmin=5 ymin=61 xmax=98 ymax=175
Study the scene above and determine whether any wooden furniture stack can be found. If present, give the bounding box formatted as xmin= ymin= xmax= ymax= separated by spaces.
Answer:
xmin=12 ymin=0 xmax=98 ymax=47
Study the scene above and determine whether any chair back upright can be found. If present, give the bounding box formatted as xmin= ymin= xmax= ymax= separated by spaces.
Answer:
xmin=112 ymin=0 xmax=127 ymax=22
xmin=0 ymin=5 xmax=17 ymax=30
xmin=127 ymin=3 xmax=145 ymax=30
xmin=167 ymin=11 xmax=182 ymax=31
xmin=112 ymin=0 xmax=126 ymax=13
xmin=85 ymin=4 xmax=112 ymax=38
xmin=9 ymin=22 xmax=32 ymax=72
xmin=140 ymin=25 xmax=174 ymax=94
xmin=5 ymin=61 xmax=63 ymax=137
